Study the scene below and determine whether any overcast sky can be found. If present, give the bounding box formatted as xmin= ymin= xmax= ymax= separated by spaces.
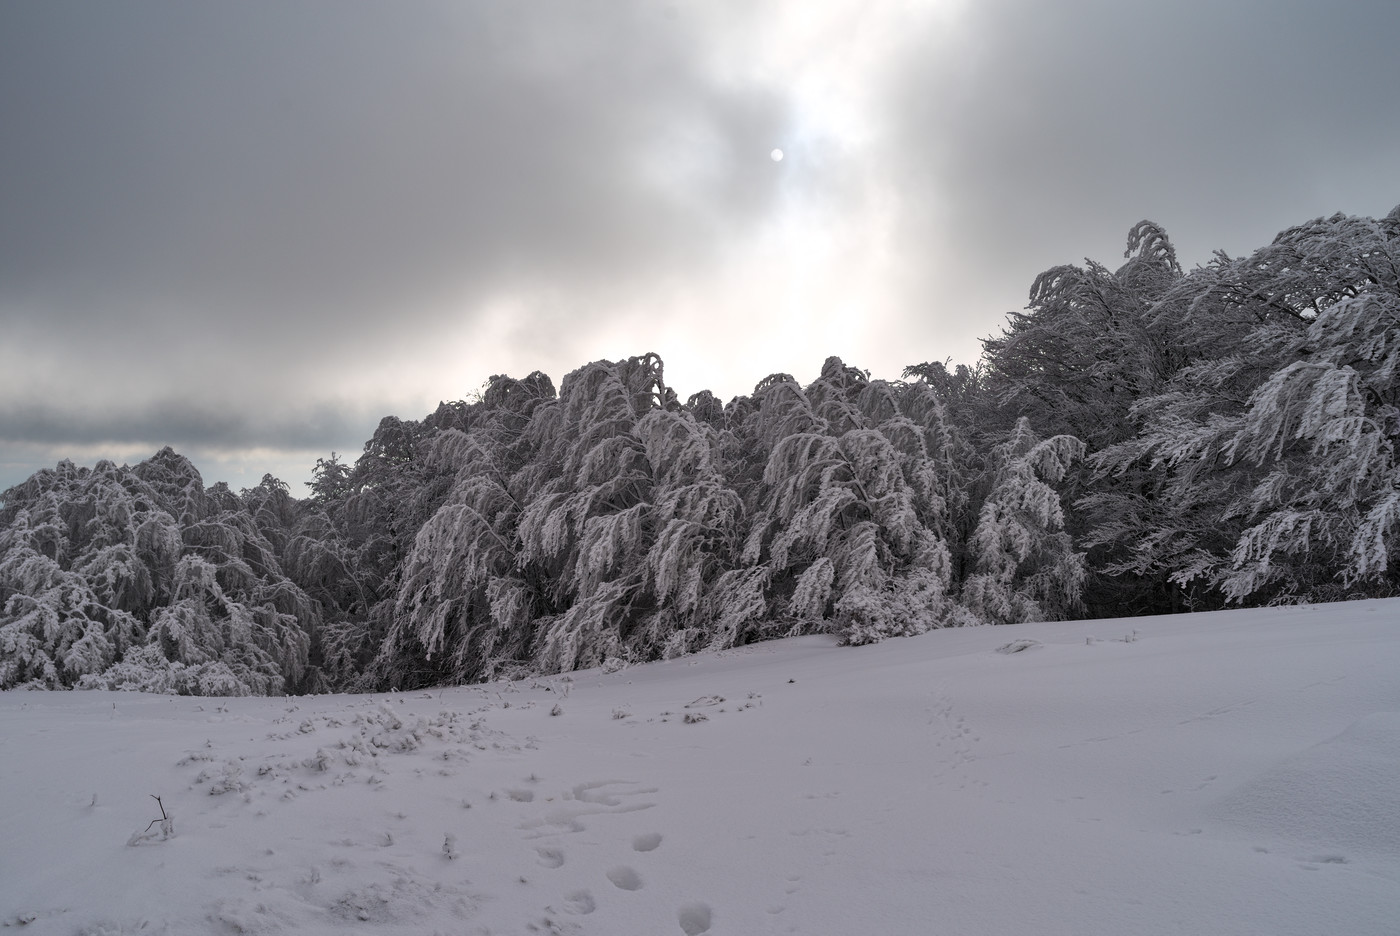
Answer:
xmin=2 ymin=0 xmax=1397 ymax=494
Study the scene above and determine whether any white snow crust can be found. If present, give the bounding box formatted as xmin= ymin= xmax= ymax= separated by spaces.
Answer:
xmin=2 ymin=598 xmax=1398 ymax=935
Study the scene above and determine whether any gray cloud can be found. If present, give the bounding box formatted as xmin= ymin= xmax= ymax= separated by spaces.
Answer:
xmin=0 ymin=396 xmax=365 ymax=451
xmin=1 ymin=9 xmax=786 ymax=342
xmin=2 ymin=0 xmax=1397 ymax=493
xmin=0 ymin=0 xmax=797 ymax=488
xmin=881 ymin=0 xmax=1400 ymax=354
xmin=0 ymin=2 xmax=787 ymax=315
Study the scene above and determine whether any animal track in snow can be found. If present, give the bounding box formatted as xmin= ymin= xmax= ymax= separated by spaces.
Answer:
xmin=535 ymin=846 xmax=565 ymax=868
xmin=1178 ymin=698 xmax=1258 ymax=726
xmin=562 ymin=889 xmax=596 ymax=914
xmin=1300 ymin=854 xmax=1348 ymax=869
xmin=519 ymin=780 xmax=656 ymax=838
xmin=789 ymin=827 xmax=849 ymax=838
xmin=632 ymin=831 xmax=663 ymax=852
xmin=572 ymin=779 xmax=656 ymax=807
xmin=606 ymin=865 xmax=643 ymax=890
xmin=927 ymin=693 xmax=982 ymax=785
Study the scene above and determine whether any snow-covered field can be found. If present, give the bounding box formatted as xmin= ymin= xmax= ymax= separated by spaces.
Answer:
xmin=2 ymin=599 xmax=1397 ymax=936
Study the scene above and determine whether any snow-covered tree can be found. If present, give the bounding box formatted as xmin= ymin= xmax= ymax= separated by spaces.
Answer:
xmin=981 ymin=221 xmax=1184 ymax=451
xmin=1088 ymin=206 xmax=1400 ymax=604
xmin=0 ymin=449 xmax=317 ymax=693
xmin=961 ymin=419 xmax=1086 ymax=624
xmin=736 ymin=358 xmax=964 ymax=644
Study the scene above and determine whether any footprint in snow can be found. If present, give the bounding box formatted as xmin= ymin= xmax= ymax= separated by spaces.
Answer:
xmin=535 ymin=846 xmax=565 ymax=868
xmin=573 ymin=779 xmax=655 ymax=807
xmin=562 ymin=890 xmax=596 ymax=914
xmin=606 ymin=865 xmax=643 ymax=890
xmin=678 ymin=902 xmax=712 ymax=935
xmin=632 ymin=832 xmax=663 ymax=852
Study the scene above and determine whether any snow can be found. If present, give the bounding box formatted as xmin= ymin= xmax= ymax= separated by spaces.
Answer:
xmin=2 ymin=598 xmax=1398 ymax=935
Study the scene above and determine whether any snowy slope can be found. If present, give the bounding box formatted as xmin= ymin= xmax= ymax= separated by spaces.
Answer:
xmin=2 ymin=598 xmax=1397 ymax=935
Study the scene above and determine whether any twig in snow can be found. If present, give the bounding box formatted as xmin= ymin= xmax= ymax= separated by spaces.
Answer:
xmin=144 ymin=795 xmax=169 ymax=833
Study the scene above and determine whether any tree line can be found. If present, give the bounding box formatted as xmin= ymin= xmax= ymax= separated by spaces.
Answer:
xmin=3 ymin=205 xmax=1396 ymax=694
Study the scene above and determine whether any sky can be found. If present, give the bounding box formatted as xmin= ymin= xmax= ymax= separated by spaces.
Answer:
xmin=2 ymin=0 xmax=1398 ymax=495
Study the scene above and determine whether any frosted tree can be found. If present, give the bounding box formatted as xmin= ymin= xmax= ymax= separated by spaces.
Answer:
xmin=0 ymin=449 xmax=318 ymax=693
xmin=364 ymin=372 xmax=562 ymax=687
xmin=0 ymin=544 xmax=141 ymax=688
xmin=0 ymin=461 xmax=151 ymax=687
xmin=1089 ymin=206 xmax=1400 ymax=604
xmin=374 ymin=353 xmax=805 ymax=687
xmin=301 ymin=399 xmax=496 ymax=689
xmin=522 ymin=355 xmax=731 ymax=672
xmin=373 ymin=357 xmax=676 ymax=683
xmin=970 ymin=222 xmax=1196 ymax=615
xmin=133 ymin=447 xmax=209 ymax=526
xmin=981 ymin=221 xmax=1184 ymax=450
xmin=634 ymin=409 xmax=747 ymax=656
xmin=961 ymin=419 xmax=1086 ymax=625
xmin=737 ymin=359 xmax=962 ymax=644
xmin=881 ymin=378 xmax=979 ymax=576
xmin=389 ymin=470 xmax=528 ymax=683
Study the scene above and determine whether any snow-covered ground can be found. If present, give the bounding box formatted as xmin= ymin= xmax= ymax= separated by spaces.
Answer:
xmin=2 ymin=599 xmax=1397 ymax=936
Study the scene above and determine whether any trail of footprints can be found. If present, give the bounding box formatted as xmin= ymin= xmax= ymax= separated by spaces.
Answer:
xmin=181 ymin=696 xmax=730 ymax=934
xmin=927 ymin=692 xmax=987 ymax=790
xmin=171 ymin=700 xmax=717 ymax=934
xmin=512 ymin=779 xmax=713 ymax=934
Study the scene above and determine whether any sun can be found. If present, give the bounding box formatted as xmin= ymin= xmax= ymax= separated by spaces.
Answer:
xmin=770 ymin=148 xmax=784 ymax=162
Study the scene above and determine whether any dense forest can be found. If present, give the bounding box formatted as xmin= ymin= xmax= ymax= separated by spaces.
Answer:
xmin=3 ymin=206 xmax=1397 ymax=694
